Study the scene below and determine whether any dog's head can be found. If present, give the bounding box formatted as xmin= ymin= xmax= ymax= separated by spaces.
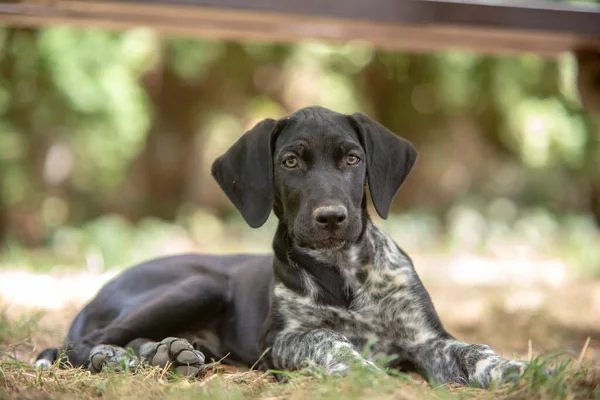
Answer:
xmin=211 ymin=106 xmax=417 ymax=250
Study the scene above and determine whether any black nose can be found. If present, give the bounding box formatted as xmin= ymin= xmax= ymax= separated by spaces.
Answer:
xmin=313 ymin=206 xmax=347 ymax=230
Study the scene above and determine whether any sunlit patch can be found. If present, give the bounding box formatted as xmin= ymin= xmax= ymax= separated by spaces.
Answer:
xmin=0 ymin=270 xmax=117 ymax=310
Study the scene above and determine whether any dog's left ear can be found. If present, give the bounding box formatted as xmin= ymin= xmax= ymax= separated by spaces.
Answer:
xmin=350 ymin=112 xmax=418 ymax=219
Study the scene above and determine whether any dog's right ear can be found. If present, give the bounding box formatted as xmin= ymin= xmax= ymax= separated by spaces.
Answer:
xmin=211 ymin=118 xmax=279 ymax=228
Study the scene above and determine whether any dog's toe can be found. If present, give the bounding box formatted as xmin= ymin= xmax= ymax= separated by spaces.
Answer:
xmin=149 ymin=337 xmax=205 ymax=377
xmin=90 ymin=352 xmax=108 ymax=373
xmin=89 ymin=344 xmax=139 ymax=373
xmin=169 ymin=339 xmax=190 ymax=355
xmin=152 ymin=341 xmax=172 ymax=368
xmin=176 ymin=349 xmax=202 ymax=365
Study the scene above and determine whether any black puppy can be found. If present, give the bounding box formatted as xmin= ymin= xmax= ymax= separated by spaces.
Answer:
xmin=36 ymin=106 xmax=527 ymax=387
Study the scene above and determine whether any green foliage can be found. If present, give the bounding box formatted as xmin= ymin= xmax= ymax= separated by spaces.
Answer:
xmin=167 ymin=39 xmax=225 ymax=81
xmin=38 ymin=28 xmax=152 ymax=192
xmin=0 ymin=26 xmax=153 ymax=205
xmin=0 ymin=24 xmax=598 ymax=276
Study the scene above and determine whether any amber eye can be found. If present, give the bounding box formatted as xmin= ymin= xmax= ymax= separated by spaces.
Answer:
xmin=347 ymin=155 xmax=360 ymax=165
xmin=283 ymin=156 xmax=298 ymax=168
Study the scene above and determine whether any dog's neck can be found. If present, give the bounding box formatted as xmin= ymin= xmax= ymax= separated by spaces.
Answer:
xmin=272 ymin=217 xmax=412 ymax=307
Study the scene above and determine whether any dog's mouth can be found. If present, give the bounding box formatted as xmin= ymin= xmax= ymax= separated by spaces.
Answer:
xmin=299 ymin=237 xmax=347 ymax=251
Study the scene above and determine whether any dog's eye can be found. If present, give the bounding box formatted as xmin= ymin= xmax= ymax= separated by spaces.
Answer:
xmin=346 ymin=155 xmax=360 ymax=165
xmin=283 ymin=156 xmax=298 ymax=168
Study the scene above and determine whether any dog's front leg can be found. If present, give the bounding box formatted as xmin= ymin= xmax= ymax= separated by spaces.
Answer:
xmin=410 ymin=339 xmax=527 ymax=388
xmin=381 ymin=259 xmax=529 ymax=387
xmin=271 ymin=329 xmax=378 ymax=375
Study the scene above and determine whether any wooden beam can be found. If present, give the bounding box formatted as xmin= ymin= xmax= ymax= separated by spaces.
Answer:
xmin=0 ymin=0 xmax=598 ymax=56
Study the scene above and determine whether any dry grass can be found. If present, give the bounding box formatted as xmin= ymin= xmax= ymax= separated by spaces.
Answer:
xmin=0 ymin=362 xmax=274 ymax=400
xmin=1 ymin=357 xmax=599 ymax=400
xmin=1 ymin=283 xmax=599 ymax=399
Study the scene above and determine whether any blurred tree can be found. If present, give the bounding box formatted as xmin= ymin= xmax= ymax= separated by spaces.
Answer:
xmin=0 ymin=24 xmax=598 ymax=254
xmin=121 ymin=41 xmax=206 ymax=220
xmin=0 ymin=177 xmax=5 ymax=243
xmin=347 ymin=49 xmax=599 ymax=222
xmin=122 ymin=41 xmax=290 ymax=219
xmin=0 ymin=26 xmax=152 ymax=246
xmin=0 ymin=28 xmax=55 ymax=245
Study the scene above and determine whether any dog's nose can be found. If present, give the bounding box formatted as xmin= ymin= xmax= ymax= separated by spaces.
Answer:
xmin=313 ymin=206 xmax=347 ymax=230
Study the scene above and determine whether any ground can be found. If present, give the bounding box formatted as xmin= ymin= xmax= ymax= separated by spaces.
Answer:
xmin=1 ymin=257 xmax=600 ymax=399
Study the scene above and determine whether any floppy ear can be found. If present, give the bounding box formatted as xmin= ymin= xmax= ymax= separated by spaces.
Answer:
xmin=211 ymin=118 xmax=279 ymax=228
xmin=350 ymin=112 xmax=418 ymax=219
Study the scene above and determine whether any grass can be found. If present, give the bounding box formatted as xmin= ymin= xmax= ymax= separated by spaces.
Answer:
xmin=0 ymin=354 xmax=599 ymax=400
xmin=0 ymin=307 xmax=46 ymax=366
xmin=1 ymin=267 xmax=599 ymax=399
xmin=0 ymin=309 xmax=598 ymax=399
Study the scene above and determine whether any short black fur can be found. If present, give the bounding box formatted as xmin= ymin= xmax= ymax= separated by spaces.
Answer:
xmin=35 ymin=106 xmax=538 ymax=389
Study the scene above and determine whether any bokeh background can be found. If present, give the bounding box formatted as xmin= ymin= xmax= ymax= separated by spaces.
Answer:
xmin=0 ymin=23 xmax=599 ymax=367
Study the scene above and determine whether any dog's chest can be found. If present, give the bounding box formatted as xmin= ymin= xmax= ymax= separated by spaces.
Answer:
xmin=274 ymin=265 xmax=419 ymax=353
xmin=273 ymin=228 xmax=432 ymax=353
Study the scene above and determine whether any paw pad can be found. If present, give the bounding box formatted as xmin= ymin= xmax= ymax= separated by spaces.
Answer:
xmin=150 ymin=337 xmax=206 ymax=377
xmin=89 ymin=345 xmax=139 ymax=373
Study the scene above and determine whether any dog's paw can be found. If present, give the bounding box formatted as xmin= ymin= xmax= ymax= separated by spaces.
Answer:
xmin=34 ymin=359 xmax=53 ymax=370
xmin=495 ymin=360 xmax=527 ymax=384
xmin=325 ymin=358 xmax=380 ymax=376
xmin=140 ymin=337 xmax=206 ymax=377
xmin=471 ymin=358 xmax=555 ymax=388
xmin=89 ymin=344 xmax=140 ymax=373
xmin=469 ymin=358 xmax=527 ymax=388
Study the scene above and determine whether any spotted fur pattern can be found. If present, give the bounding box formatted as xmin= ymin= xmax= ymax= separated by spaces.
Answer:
xmin=260 ymin=220 xmax=527 ymax=387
